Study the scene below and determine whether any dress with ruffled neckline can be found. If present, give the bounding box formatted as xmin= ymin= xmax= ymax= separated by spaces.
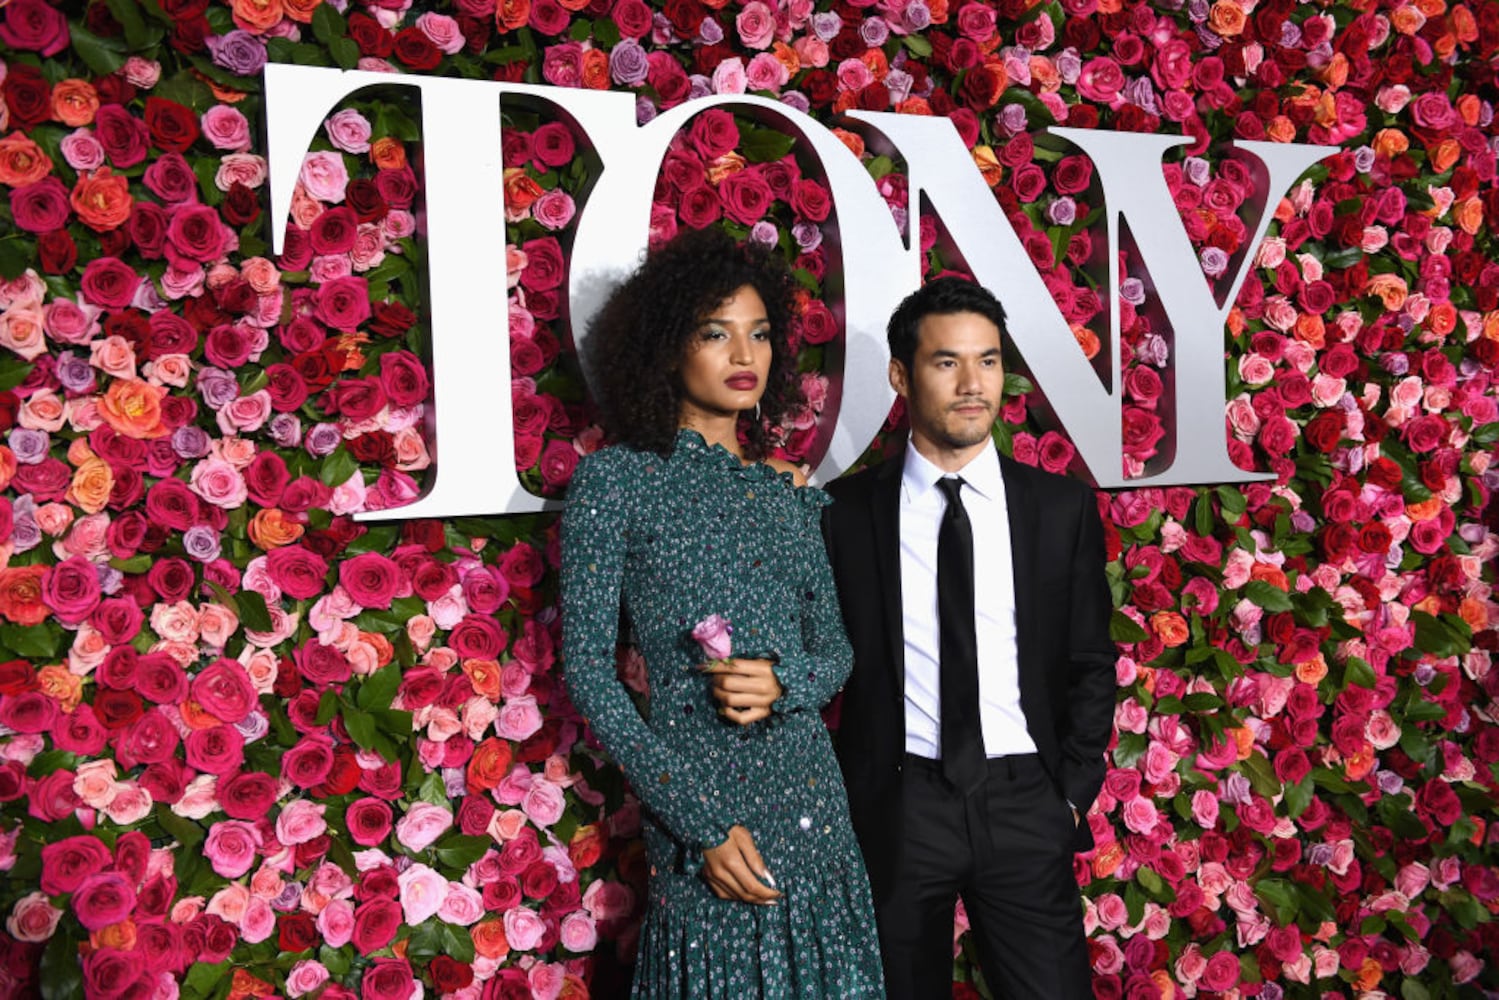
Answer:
xmin=560 ymin=429 xmax=885 ymax=999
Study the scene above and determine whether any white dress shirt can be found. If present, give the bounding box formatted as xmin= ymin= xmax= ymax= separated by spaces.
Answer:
xmin=899 ymin=442 xmax=1037 ymax=759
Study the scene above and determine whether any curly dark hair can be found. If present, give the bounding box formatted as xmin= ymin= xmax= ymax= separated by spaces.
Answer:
xmin=585 ymin=227 xmax=800 ymax=459
xmin=887 ymin=276 xmax=1009 ymax=371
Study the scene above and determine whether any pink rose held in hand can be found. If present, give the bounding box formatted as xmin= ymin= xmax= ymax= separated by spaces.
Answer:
xmin=692 ymin=614 xmax=733 ymax=662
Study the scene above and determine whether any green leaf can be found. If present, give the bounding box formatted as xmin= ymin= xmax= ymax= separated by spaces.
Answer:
xmin=0 ymin=622 xmax=63 ymax=659
xmin=1283 ymin=775 xmax=1314 ymax=818
xmin=180 ymin=961 xmax=230 ymax=1000
xmin=0 ymin=354 xmax=35 ymax=390
xmin=0 ymin=237 xmax=35 ymax=281
xmin=1254 ymin=878 xmax=1299 ymax=924
xmin=1109 ymin=610 xmax=1148 ymax=643
xmin=1182 ymin=692 xmax=1224 ymax=712
xmin=320 ymin=446 xmax=359 ymax=486
xmin=1239 ymin=752 xmax=1281 ymax=799
xmin=1215 ymin=485 xmax=1246 ymax=517
xmin=1136 ymin=865 xmax=1164 ymax=895
xmin=40 ymin=933 xmax=83 ymax=1000
xmin=343 ymin=706 xmax=378 ymax=750
xmin=441 ymin=922 xmax=478 ymax=962
xmin=1343 ymin=656 xmax=1376 ymax=689
xmin=314 ymin=689 xmax=340 ymax=727
xmin=155 ymin=803 xmax=206 ymax=850
xmin=236 ymin=589 xmax=274 ymax=633
xmin=901 ymin=33 xmax=933 ymax=57
xmin=1401 ymin=980 xmax=1432 ymax=1000
xmin=434 ymin=833 xmax=492 ymax=869
xmin=105 ymin=0 xmax=163 ymax=50
xmin=357 ymin=663 xmax=403 ymax=712
xmin=1244 ymin=580 xmax=1293 ymax=612
xmin=311 ymin=2 xmax=347 ymax=43
xmin=70 ymin=21 xmax=129 ymax=75
xmin=1112 ymin=731 xmax=1147 ymax=768
xmin=737 ymin=126 xmax=797 ymax=164
xmin=320 ymin=945 xmax=352 ymax=976
xmin=329 ymin=36 xmax=360 ymax=70
xmin=1003 ymin=372 xmax=1034 ymax=396
xmin=1411 ymin=610 xmax=1460 ymax=657
xmin=371 ymin=707 xmax=413 ymax=736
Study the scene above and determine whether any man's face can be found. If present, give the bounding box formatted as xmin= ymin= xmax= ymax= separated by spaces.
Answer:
xmin=890 ymin=310 xmax=1005 ymax=458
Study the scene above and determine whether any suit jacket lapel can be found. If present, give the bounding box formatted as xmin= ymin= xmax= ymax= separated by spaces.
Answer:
xmin=999 ymin=455 xmax=1043 ymax=714
xmin=870 ymin=456 xmax=905 ymax=689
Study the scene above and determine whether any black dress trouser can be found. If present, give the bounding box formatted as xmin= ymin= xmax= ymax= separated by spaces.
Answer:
xmin=876 ymin=753 xmax=1093 ymax=1000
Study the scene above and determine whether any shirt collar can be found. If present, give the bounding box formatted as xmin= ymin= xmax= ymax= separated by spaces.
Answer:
xmin=901 ymin=438 xmax=1006 ymax=506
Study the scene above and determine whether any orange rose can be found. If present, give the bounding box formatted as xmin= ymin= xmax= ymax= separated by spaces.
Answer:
xmin=1430 ymin=137 xmax=1461 ymax=174
xmin=1091 ymin=840 xmax=1124 ymax=878
xmin=894 ymin=97 xmax=933 ymax=116
xmin=370 ymin=137 xmax=407 ymax=170
xmin=1071 ymin=323 xmax=1101 ymax=360
xmin=1318 ymin=51 xmax=1349 ymax=89
xmin=860 ymin=48 xmax=889 ymax=81
xmin=228 ymin=969 xmax=276 ymax=1000
xmin=1207 ymin=0 xmax=1247 ymax=36
xmin=472 ymin=920 xmax=509 ymax=961
xmin=70 ymin=169 xmax=134 ymax=232
xmin=1294 ymin=653 xmax=1328 ymax=685
xmin=1413 ymin=0 xmax=1446 ymax=17
xmin=38 ymin=666 xmax=84 ymax=713
xmin=467 ymin=737 xmax=514 ymax=792
xmin=1365 ymin=273 xmax=1408 ymax=312
xmin=463 ymin=658 xmax=502 ymax=700
xmin=231 ymin=0 xmax=284 ymax=33
xmin=569 ymin=824 xmax=605 ymax=869
xmin=705 ymin=152 xmax=747 ymax=185
xmin=1265 ymin=116 xmax=1298 ymax=143
xmin=503 ymin=169 xmax=544 ymax=216
xmin=281 ymin=0 xmax=321 ymax=22
xmin=1426 ymin=301 xmax=1457 ymax=337
xmin=972 ymin=145 xmax=1002 ymax=187
xmin=497 ymin=0 xmax=531 ymax=29
xmin=1390 ymin=4 xmax=1426 ymax=34
xmin=830 ymin=128 xmax=865 ymax=158
xmin=248 ymin=508 xmax=304 ymax=550
xmin=1371 ymin=128 xmax=1409 ymax=159
xmin=0 ymin=566 xmax=49 ymax=626
xmin=50 ymin=79 xmax=100 ymax=127
xmin=832 ymin=91 xmax=861 ymax=115
xmin=1249 ymin=562 xmax=1290 ymax=591
xmin=66 ymin=457 xmax=115 ymax=515
xmin=1453 ymin=196 xmax=1483 ymax=235
xmin=1451 ymin=4 xmax=1478 ymax=41
xmin=926 ymin=0 xmax=949 ymax=23
xmin=90 ymin=918 xmax=137 ymax=953
xmin=1407 ymin=497 xmax=1444 ymax=521
xmin=1293 ymin=312 xmax=1326 ymax=349
xmin=0 ymin=447 xmax=16 ymax=491
xmin=0 ymin=133 xmax=53 ymax=187
xmin=99 ymin=379 xmax=170 ymax=439
xmin=1149 ymin=611 xmax=1189 ymax=647
xmin=772 ymin=41 xmax=800 ymax=78
xmin=581 ymin=47 xmax=610 ymax=90
xmin=362 ymin=631 xmax=393 ymax=669
xmin=179 ymin=700 xmax=223 ymax=730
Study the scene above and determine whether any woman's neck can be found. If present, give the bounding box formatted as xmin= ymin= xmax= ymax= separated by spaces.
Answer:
xmin=680 ymin=413 xmax=744 ymax=460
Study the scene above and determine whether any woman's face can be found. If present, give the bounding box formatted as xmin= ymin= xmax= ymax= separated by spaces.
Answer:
xmin=676 ymin=284 xmax=773 ymax=427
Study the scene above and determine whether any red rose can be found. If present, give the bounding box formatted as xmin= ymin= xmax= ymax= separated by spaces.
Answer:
xmin=351 ymin=899 xmax=402 ymax=954
xmin=82 ymin=948 xmax=146 ymax=999
xmin=293 ymin=640 xmax=352 ymax=687
xmin=37 ymin=229 xmax=77 ymax=273
xmin=310 ymin=206 xmax=359 ymax=255
xmin=531 ymin=122 xmax=576 ymax=168
xmin=0 ymin=64 xmax=50 ymax=129
xmin=370 ymin=301 xmax=416 ymax=338
xmin=429 ymin=956 xmax=474 ymax=993
xmin=245 ymin=452 xmax=291 ymax=508
xmin=277 ymin=913 xmax=318 ymax=953
xmin=539 ymin=439 xmax=579 ymax=492
xmin=611 ymin=0 xmax=652 ymax=38
xmin=348 ymin=12 xmax=394 ymax=56
xmin=143 ymin=98 xmax=200 ymax=155
xmin=9 ymin=177 xmax=71 ymax=233
xmin=361 ymin=958 xmax=415 ymax=1000
xmin=677 ymin=183 xmax=723 ymax=228
xmin=1303 ymin=410 xmax=1345 ymax=453
xmin=167 ymin=205 xmax=231 ymax=264
xmin=393 ymin=27 xmax=441 ymax=69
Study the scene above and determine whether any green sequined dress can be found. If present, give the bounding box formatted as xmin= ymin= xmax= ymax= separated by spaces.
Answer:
xmin=560 ymin=429 xmax=885 ymax=999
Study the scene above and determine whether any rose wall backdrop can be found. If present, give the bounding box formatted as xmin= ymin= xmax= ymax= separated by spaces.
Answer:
xmin=0 ymin=0 xmax=1497 ymax=997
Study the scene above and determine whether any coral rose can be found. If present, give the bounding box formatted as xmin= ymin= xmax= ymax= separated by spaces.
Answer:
xmin=70 ymin=168 xmax=133 ymax=231
xmin=99 ymin=380 xmax=170 ymax=439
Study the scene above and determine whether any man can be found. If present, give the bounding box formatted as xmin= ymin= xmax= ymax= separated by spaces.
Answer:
xmin=823 ymin=277 xmax=1116 ymax=999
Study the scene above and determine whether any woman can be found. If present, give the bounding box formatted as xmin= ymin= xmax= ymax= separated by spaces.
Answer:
xmin=560 ymin=227 xmax=885 ymax=998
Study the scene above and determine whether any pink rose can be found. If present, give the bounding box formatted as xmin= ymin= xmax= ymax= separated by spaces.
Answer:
xmin=691 ymin=614 xmax=733 ymax=661
xmin=394 ymin=802 xmax=452 ymax=852
xmin=1199 ymin=950 xmax=1240 ymax=991
xmin=40 ymin=835 xmax=111 ymax=896
xmin=582 ymin=879 xmax=634 ymax=920
xmin=5 ymin=892 xmax=62 ymax=942
xmin=503 ymin=906 xmax=546 ymax=952
xmin=324 ymin=108 xmax=372 ymax=154
xmin=317 ymin=900 xmax=355 ymax=949
xmin=204 ymin=821 xmax=261 ymax=879
xmin=1190 ymin=789 xmax=1220 ymax=829
xmin=559 ymin=911 xmax=598 ymax=953
xmin=285 ymin=960 xmax=330 ymax=998
xmin=495 ymin=695 xmax=544 ymax=741
xmin=265 ymin=545 xmax=331 ymax=601
xmin=281 ymin=732 xmax=336 ymax=789
xmin=437 ymin=883 xmax=485 ymax=925
xmin=735 ymin=1 xmax=775 ymax=48
xmin=521 ymin=777 xmax=566 ymax=827
xmin=190 ymin=457 xmax=249 ymax=509
xmin=299 ymin=151 xmax=349 ymax=203
xmin=393 ymin=863 xmax=448 ymax=925
xmin=275 ymin=799 xmax=328 ymax=846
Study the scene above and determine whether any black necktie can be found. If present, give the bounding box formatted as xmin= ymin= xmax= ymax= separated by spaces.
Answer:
xmin=935 ymin=477 xmax=984 ymax=794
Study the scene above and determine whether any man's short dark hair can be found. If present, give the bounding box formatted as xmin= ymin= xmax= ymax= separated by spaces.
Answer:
xmin=886 ymin=277 xmax=1008 ymax=370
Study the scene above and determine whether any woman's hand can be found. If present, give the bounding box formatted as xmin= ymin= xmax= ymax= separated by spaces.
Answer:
xmin=702 ymin=825 xmax=781 ymax=904
xmin=702 ymin=658 xmax=782 ymax=724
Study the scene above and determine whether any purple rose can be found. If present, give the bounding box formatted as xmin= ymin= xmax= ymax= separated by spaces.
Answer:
xmin=207 ymin=30 xmax=268 ymax=76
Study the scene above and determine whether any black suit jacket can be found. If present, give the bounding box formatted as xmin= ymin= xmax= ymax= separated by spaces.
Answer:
xmin=822 ymin=449 xmax=1117 ymax=906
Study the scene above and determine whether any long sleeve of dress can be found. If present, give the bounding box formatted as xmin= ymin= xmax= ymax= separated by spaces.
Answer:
xmin=560 ymin=452 xmax=734 ymax=857
xmin=770 ymin=493 xmax=855 ymax=714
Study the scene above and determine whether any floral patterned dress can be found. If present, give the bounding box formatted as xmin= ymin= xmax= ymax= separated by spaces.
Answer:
xmin=560 ymin=429 xmax=885 ymax=999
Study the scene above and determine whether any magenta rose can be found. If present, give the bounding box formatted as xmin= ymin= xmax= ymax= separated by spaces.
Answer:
xmin=691 ymin=613 xmax=733 ymax=661
xmin=519 ymin=237 xmax=565 ymax=291
xmin=295 ymin=640 xmax=353 ymax=687
xmin=41 ymin=555 xmax=102 ymax=626
xmin=361 ymin=958 xmax=415 ymax=1000
xmin=351 ymin=898 xmax=402 ymax=954
xmin=191 ymin=658 xmax=257 ymax=724
xmin=678 ymin=183 xmax=723 ymax=228
xmin=81 ymin=257 xmax=143 ymax=310
xmin=1199 ymin=951 xmax=1240 ymax=991
xmin=282 ymin=733 xmax=336 ymax=789
xmin=315 ymin=275 xmax=373 ymax=331
xmin=266 ymin=545 xmax=331 ymax=600
xmin=346 ymin=797 xmax=394 ymax=846
xmin=72 ymin=872 xmax=138 ymax=930
xmin=378 ymin=351 xmax=431 ymax=408
xmin=338 ymin=552 xmax=402 ymax=608
xmin=40 ymin=835 xmax=112 ymax=895
xmin=136 ymin=653 xmax=189 ymax=705
xmin=449 ymin=614 xmax=508 ymax=659
xmin=539 ymin=439 xmax=579 ymax=492
xmin=143 ymin=153 xmax=199 ymax=205
xmin=0 ymin=0 xmax=69 ymax=56
xmin=184 ymin=725 xmax=246 ymax=776
xmin=10 ymin=177 xmax=72 ymax=232
xmin=204 ymin=820 xmax=261 ymax=879
xmin=687 ymin=109 xmax=739 ymax=160
xmin=0 ymin=691 xmax=56 ymax=734
xmin=218 ymin=772 xmax=281 ymax=820
xmin=718 ymin=170 xmax=773 ymax=225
